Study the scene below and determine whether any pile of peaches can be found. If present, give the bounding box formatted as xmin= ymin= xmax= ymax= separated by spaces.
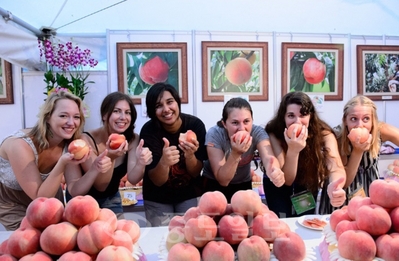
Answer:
xmin=165 ymin=189 xmax=307 ymax=261
xmin=328 ymin=179 xmax=399 ymax=261
xmin=0 ymin=195 xmax=142 ymax=261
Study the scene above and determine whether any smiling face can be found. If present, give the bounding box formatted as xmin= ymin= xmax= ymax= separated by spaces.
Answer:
xmin=345 ymin=104 xmax=373 ymax=133
xmin=284 ymin=104 xmax=310 ymax=129
xmin=222 ymin=108 xmax=253 ymax=137
xmin=105 ymin=100 xmax=131 ymax=134
xmin=47 ymin=99 xmax=81 ymax=140
xmin=155 ymin=90 xmax=181 ymax=131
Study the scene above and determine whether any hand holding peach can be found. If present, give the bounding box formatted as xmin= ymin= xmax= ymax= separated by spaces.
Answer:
xmin=179 ymin=130 xmax=197 ymax=144
xmin=68 ymin=139 xmax=90 ymax=160
xmin=347 ymin=127 xmax=369 ymax=144
xmin=286 ymin=123 xmax=303 ymax=139
xmin=108 ymin=134 xmax=126 ymax=150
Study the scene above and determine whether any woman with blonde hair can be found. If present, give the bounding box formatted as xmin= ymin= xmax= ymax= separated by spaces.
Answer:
xmin=0 ymin=91 xmax=90 ymax=230
xmin=337 ymin=94 xmax=399 ymax=201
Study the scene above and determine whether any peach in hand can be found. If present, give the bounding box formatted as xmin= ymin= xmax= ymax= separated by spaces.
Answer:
xmin=232 ymin=130 xmax=250 ymax=143
xmin=179 ymin=130 xmax=197 ymax=144
xmin=287 ymin=123 xmax=303 ymax=138
xmin=347 ymin=127 xmax=369 ymax=143
xmin=68 ymin=139 xmax=89 ymax=160
xmin=109 ymin=133 xmax=126 ymax=149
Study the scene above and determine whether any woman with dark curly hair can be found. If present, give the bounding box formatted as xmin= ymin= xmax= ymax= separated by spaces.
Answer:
xmin=263 ymin=91 xmax=346 ymax=217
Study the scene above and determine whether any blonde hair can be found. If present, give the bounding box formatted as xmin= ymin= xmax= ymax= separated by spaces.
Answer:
xmin=338 ymin=95 xmax=380 ymax=158
xmin=28 ymin=91 xmax=85 ymax=152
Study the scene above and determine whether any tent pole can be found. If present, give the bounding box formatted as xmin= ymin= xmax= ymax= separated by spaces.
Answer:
xmin=0 ymin=7 xmax=42 ymax=38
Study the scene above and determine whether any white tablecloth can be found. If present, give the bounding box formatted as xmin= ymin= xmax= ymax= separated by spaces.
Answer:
xmin=0 ymin=217 xmax=325 ymax=261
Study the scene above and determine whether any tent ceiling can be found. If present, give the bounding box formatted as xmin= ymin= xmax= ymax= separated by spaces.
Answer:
xmin=0 ymin=0 xmax=129 ymax=35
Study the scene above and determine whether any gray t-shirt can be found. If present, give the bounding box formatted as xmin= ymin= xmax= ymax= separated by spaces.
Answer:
xmin=202 ymin=124 xmax=268 ymax=184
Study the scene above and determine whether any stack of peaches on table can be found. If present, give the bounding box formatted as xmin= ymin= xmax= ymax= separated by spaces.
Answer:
xmin=325 ymin=179 xmax=399 ymax=261
xmin=0 ymin=195 xmax=143 ymax=261
xmin=164 ymin=189 xmax=308 ymax=261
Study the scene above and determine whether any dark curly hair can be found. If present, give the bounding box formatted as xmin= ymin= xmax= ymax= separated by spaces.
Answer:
xmin=265 ymin=91 xmax=335 ymax=192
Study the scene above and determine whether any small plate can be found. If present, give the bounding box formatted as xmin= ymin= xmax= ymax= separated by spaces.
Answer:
xmin=297 ymin=214 xmax=329 ymax=231
xmin=122 ymin=198 xmax=138 ymax=206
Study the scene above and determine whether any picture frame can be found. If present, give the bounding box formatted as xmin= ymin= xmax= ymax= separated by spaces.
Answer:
xmin=117 ymin=42 xmax=188 ymax=104
xmin=356 ymin=45 xmax=399 ymax=101
xmin=0 ymin=59 xmax=13 ymax=104
xmin=282 ymin=42 xmax=344 ymax=101
xmin=201 ymin=41 xmax=268 ymax=102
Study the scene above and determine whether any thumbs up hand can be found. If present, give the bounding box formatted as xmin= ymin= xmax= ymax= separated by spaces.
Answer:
xmin=265 ymin=157 xmax=285 ymax=187
xmin=159 ymin=138 xmax=180 ymax=167
xmin=327 ymin=177 xmax=346 ymax=207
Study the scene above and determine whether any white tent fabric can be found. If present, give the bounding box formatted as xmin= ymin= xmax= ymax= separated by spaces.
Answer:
xmin=0 ymin=17 xmax=43 ymax=70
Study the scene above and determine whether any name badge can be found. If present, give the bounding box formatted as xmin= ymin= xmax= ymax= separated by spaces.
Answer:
xmin=291 ymin=190 xmax=316 ymax=215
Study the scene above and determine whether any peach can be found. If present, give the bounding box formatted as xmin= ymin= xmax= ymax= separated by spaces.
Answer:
xmin=217 ymin=214 xmax=249 ymax=245
xmin=183 ymin=206 xmax=200 ymax=222
xmin=0 ymin=239 xmax=9 ymax=255
xmin=329 ymin=207 xmax=352 ymax=231
xmin=356 ymin=204 xmax=391 ymax=236
xmin=257 ymin=203 xmax=271 ymax=216
xmin=273 ymin=231 xmax=306 ymax=261
xmin=347 ymin=196 xmax=372 ymax=220
xmin=96 ymin=208 xmax=118 ymax=231
xmin=348 ymin=127 xmax=369 ymax=143
xmin=19 ymin=217 xmax=33 ymax=229
xmin=96 ymin=245 xmax=134 ymax=261
xmin=166 ymin=227 xmax=188 ymax=251
xmin=25 ymin=197 xmax=64 ymax=229
xmin=40 ymin=221 xmax=78 ymax=255
xmin=232 ymin=130 xmax=250 ymax=143
xmin=225 ymin=57 xmax=252 ymax=85
xmin=231 ymin=189 xmax=262 ymax=217
xmin=167 ymin=242 xmax=201 ymax=261
xmin=68 ymin=139 xmax=90 ymax=160
xmin=251 ymin=213 xmax=289 ymax=242
xmin=116 ymin=219 xmax=141 ymax=244
xmin=202 ymin=240 xmax=235 ymax=261
xmin=303 ymin=57 xmax=326 ymax=84
xmin=7 ymin=227 xmax=41 ymax=258
xmin=0 ymin=255 xmax=17 ymax=261
xmin=335 ymin=220 xmax=358 ymax=239
xmin=77 ymin=220 xmax=114 ymax=255
xmin=168 ymin=215 xmax=185 ymax=231
xmin=64 ymin=195 xmax=100 ymax=227
xmin=184 ymin=214 xmax=217 ymax=248
xmin=109 ymin=133 xmax=126 ymax=150
xmin=179 ymin=130 xmax=197 ymax=144
xmin=376 ymin=233 xmax=399 ymax=261
xmin=237 ymin=235 xmax=271 ymax=261
xmin=390 ymin=206 xmax=399 ymax=232
xmin=198 ymin=191 xmax=228 ymax=217
xmin=139 ymin=56 xmax=169 ymax=85
xmin=287 ymin=123 xmax=303 ymax=139
xmin=369 ymin=179 xmax=399 ymax=209
xmin=112 ymin=230 xmax=134 ymax=252
xmin=338 ymin=230 xmax=376 ymax=261
xmin=18 ymin=251 xmax=52 ymax=261
xmin=58 ymin=251 xmax=94 ymax=261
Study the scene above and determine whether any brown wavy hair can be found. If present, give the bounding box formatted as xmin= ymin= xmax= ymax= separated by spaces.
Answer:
xmin=265 ymin=92 xmax=334 ymax=192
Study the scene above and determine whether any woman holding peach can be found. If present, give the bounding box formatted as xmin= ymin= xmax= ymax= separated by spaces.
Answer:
xmin=0 ymin=91 xmax=89 ymax=230
xmin=264 ymin=91 xmax=346 ymax=217
xmin=202 ymin=97 xmax=285 ymax=203
xmin=336 ymin=95 xmax=399 ymax=204
xmin=140 ymin=83 xmax=207 ymax=227
xmin=65 ymin=92 xmax=152 ymax=218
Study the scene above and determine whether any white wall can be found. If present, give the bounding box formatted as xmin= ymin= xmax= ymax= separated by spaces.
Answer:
xmin=1 ymin=0 xmax=399 ymax=140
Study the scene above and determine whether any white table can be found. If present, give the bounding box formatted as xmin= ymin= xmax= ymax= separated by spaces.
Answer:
xmin=0 ymin=217 xmax=325 ymax=260
xmin=138 ymin=217 xmax=324 ymax=261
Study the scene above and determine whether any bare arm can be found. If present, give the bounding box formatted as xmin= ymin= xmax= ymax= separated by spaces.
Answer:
xmin=178 ymin=136 xmax=203 ymax=178
xmin=5 ymin=138 xmax=83 ymax=199
xmin=380 ymin=122 xmax=399 ymax=146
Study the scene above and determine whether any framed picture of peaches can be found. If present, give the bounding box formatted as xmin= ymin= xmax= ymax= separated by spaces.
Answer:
xmin=282 ymin=42 xmax=344 ymax=101
xmin=201 ymin=41 xmax=268 ymax=102
xmin=0 ymin=58 xmax=14 ymax=104
xmin=117 ymin=42 xmax=188 ymax=104
xmin=357 ymin=45 xmax=399 ymax=101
